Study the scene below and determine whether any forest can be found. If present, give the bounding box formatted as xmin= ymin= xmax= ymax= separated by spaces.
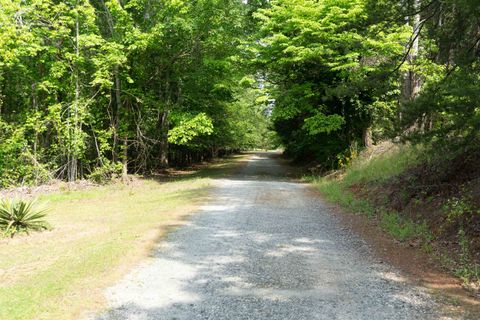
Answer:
xmin=0 ymin=0 xmax=274 ymax=186
xmin=1 ymin=0 xmax=479 ymax=186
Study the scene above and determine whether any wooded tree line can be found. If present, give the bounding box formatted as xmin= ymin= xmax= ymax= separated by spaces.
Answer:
xmin=1 ymin=0 xmax=479 ymax=186
xmin=0 ymin=0 xmax=274 ymax=186
xmin=254 ymin=0 xmax=480 ymax=169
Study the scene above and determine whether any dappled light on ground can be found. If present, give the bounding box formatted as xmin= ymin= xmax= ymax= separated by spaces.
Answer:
xmin=96 ymin=153 xmax=447 ymax=320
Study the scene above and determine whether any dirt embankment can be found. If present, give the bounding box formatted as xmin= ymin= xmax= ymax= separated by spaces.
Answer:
xmin=301 ymin=145 xmax=480 ymax=316
xmin=336 ymin=148 xmax=480 ymax=308
xmin=357 ymin=150 xmax=480 ymax=270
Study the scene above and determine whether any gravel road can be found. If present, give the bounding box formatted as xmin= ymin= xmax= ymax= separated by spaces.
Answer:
xmin=96 ymin=152 xmax=451 ymax=320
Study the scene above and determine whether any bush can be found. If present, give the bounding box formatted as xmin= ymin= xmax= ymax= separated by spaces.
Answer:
xmin=87 ymin=162 xmax=123 ymax=184
xmin=379 ymin=211 xmax=431 ymax=242
xmin=0 ymin=199 xmax=50 ymax=237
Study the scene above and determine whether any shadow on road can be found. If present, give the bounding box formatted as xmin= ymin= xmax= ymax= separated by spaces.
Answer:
xmin=95 ymin=152 xmax=442 ymax=320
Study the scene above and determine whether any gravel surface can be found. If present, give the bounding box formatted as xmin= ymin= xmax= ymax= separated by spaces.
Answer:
xmin=95 ymin=153 xmax=451 ymax=320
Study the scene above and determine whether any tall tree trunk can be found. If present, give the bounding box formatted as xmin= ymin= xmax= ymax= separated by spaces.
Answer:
xmin=68 ymin=9 xmax=81 ymax=182
xmin=158 ymin=109 xmax=169 ymax=168
xmin=32 ymin=82 xmax=39 ymax=183
xmin=122 ymin=136 xmax=128 ymax=180
xmin=410 ymin=0 xmax=422 ymax=98
xmin=363 ymin=127 xmax=373 ymax=148
xmin=401 ymin=0 xmax=421 ymax=103
xmin=101 ymin=0 xmax=127 ymax=175
xmin=158 ymin=71 xmax=173 ymax=169
xmin=399 ymin=0 xmax=422 ymax=128
xmin=113 ymin=66 xmax=126 ymax=178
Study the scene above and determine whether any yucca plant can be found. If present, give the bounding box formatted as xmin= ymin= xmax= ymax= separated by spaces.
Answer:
xmin=0 ymin=199 xmax=50 ymax=237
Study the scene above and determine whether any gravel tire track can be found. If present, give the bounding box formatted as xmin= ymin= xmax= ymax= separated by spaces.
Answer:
xmin=95 ymin=153 xmax=451 ymax=320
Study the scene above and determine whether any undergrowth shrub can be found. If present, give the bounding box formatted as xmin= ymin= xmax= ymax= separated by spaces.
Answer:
xmin=456 ymin=228 xmax=480 ymax=283
xmin=443 ymin=195 xmax=479 ymax=226
xmin=0 ymin=199 xmax=50 ymax=237
xmin=379 ymin=211 xmax=431 ymax=242
xmin=0 ymin=123 xmax=51 ymax=187
xmin=87 ymin=162 xmax=123 ymax=184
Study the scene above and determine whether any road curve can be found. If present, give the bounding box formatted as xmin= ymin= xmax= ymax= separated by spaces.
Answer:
xmin=96 ymin=152 xmax=449 ymax=320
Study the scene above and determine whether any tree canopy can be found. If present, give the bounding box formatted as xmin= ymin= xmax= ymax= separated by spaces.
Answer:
xmin=1 ymin=0 xmax=479 ymax=185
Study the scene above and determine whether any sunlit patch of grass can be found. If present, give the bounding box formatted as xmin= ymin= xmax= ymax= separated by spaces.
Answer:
xmin=312 ymin=144 xmax=432 ymax=242
xmin=0 ymin=167 xmax=224 ymax=319
xmin=338 ymin=143 xmax=421 ymax=186
xmin=315 ymin=179 xmax=373 ymax=215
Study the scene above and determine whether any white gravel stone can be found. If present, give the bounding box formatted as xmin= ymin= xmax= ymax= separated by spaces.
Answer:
xmin=95 ymin=153 xmax=452 ymax=320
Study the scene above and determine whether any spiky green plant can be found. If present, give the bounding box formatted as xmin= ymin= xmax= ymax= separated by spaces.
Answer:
xmin=0 ymin=199 xmax=50 ymax=237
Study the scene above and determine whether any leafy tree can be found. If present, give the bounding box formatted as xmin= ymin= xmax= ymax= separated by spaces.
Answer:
xmin=0 ymin=0 xmax=273 ymax=186
xmin=254 ymin=0 xmax=406 ymax=166
xmin=2 ymin=0 xmax=477 ymax=185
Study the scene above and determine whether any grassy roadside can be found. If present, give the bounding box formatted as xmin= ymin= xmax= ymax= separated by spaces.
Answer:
xmin=308 ymin=143 xmax=480 ymax=290
xmin=0 ymin=156 xmax=245 ymax=320
xmin=308 ymin=144 xmax=430 ymax=242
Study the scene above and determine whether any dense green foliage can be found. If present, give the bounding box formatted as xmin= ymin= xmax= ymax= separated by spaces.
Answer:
xmin=1 ymin=0 xmax=479 ymax=185
xmin=0 ymin=0 xmax=273 ymax=186
xmin=254 ymin=0 xmax=405 ymax=165
xmin=254 ymin=0 xmax=480 ymax=168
